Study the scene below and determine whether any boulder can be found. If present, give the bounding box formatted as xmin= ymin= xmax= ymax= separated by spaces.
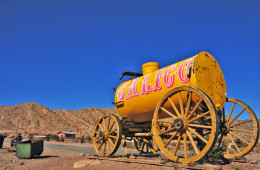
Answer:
xmin=73 ymin=160 xmax=101 ymax=169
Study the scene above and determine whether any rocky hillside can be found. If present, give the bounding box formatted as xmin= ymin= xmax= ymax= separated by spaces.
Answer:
xmin=0 ymin=102 xmax=116 ymax=137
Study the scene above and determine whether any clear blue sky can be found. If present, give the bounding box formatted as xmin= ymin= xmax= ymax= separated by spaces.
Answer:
xmin=0 ymin=1 xmax=259 ymax=117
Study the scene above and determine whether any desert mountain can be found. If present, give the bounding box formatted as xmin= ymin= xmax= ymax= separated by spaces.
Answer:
xmin=0 ymin=102 xmax=116 ymax=137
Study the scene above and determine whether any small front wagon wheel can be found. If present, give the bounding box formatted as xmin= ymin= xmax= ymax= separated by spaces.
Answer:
xmin=93 ymin=114 xmax=122 ymax=156
xmin=153 ymin=86 xmax=219 ymax=163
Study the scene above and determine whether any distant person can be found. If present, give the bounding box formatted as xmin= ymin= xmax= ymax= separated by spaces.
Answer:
xmin=10 ymin=133 xmax=23 ymax=148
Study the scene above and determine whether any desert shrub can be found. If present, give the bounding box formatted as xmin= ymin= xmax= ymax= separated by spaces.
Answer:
xmin=231 ymin=164 xmax=242 ymax=170
xmin=86 ymin=135 xmax=92 ymax=142
xmin=172 ymin=163 xmax=180 ymax=170
xmin=50 ymin=134 xmax=59 ymax=141
xmin=202 ymin=140 xmax=228 ymax=164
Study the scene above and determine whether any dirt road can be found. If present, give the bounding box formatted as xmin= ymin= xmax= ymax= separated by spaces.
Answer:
xmin=4 ymin=138 xmax=137 ymax=155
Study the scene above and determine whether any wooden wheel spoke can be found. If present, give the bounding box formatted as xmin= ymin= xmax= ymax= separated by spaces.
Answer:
xmin=188 ymin=111 xmax=210 ymax=123
xmin=108 ymin=138 xmax=115 ymax=147
xmin=107 ymin=115 xmax=111 ymax=130
xmin=109 ymin=128 xmax=117 ymax=135
xmin=106 ymin=141 xmax=110 ymax=153
xmin=186 ymin=130 xmax=199 ymax=154
xmin=183 ymin=133 xmax=188 ymax=159
xmin=229 ymin=131 xmax=250 ymax=145
xmin=173 ymin=135 xmax=182 ymax=156
xmin=168 ymin=97 xmax=181 ymax=118
xmin=102 ymin=141 xmax=107 ymax=155
xmin=109 ymin=135 xmax=117 ymax=139
xmin=227 ymin=102 xmax=235 ymax=123
xmin=187 ymin=99 xmax=203 ymax=120
xmin=103 ymin=118 xmax=107 ymax=130
xmin=227 ymin=133 xmax=241 ymax=153
xmin=98 ymin=140 xmax=104 ymax=150
xmin=157 ymin=119 xmax=174 ymax=124
xmin=178 ymin=92 xmax=184 ymax=117
xmin=161 ymin=107 xmax=177 ymax=119
xmin=230 ymin=119 xmax=252 ymax=128
xmin=189 ymin=124 xmax=212 ymax=129
xmin=159 ymin=127 xmax=176 ymax=135
xmin=108 ymin=120 xmax=115 ymax=132
xmin=164 ymin=131 xmax=179 ymax=147
xmin=94 ymin=137 xmax=103 ymax=143
xmin=98 ymin=123 xmax=105 ymax=132
xmin=229 ymin=108 xmax=246 ymax=125
xmin=224 ymin=135 xmax=229 ymax=154
xmin=230 ymin=128 xmax=253 ymax=134
xmin=143 ymin=138 xmax=149 ymax=143
xmin=227 ymin=133 xmax=241 ymax=152
xmin=188 ymin=127 xmax=208 ymax=144
xmin=225 ymin=134 xmax=236 ymax=153
xmin=185 ymin=92 xmax=192 ymax=117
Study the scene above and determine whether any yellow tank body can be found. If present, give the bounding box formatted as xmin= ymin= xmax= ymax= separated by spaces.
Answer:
xmin=115 ymin=52 xmax=227 ymax=122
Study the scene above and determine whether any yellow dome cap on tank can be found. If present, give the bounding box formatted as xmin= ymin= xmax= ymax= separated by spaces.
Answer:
xmin=142 ymin=62 xmax=159 ymax=75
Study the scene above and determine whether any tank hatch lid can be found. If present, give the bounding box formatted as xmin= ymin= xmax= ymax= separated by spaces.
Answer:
xmin=120 ymin=71 xmax=143 ymax=80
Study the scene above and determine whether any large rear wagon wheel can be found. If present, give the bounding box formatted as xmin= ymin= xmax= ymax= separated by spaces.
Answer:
xmin=220 ymin=98 xmax=259 ymax=159
xmin=153 ymin=86 xmax=219 ymax=163
xmin=93 ymin=114 xmax=122 ymax=156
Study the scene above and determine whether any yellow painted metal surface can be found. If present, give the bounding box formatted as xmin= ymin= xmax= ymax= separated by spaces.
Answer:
xmin=115 ymin=52 xmax=227 ymax=122
xmin=142 ymin=62 xmax=159 ymax=75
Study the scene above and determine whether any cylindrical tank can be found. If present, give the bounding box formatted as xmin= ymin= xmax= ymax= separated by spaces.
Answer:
xmin=115 ymin=52 xmax=227 ymax=122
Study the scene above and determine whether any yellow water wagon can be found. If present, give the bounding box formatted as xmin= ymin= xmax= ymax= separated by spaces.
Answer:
xmin=93 ymin=52 xmax=259 ymax=163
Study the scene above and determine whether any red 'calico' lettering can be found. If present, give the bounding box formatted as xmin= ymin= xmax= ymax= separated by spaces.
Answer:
xmin=117 ymin=59 xmax=194 ymax=101
xmin=140 ymin=74 xmax=152 ymax=95
xmin=163 ymin=64 xmax=177 ymax=88
xmin=178 ymin=59 xmax=192 ymax=83
xmin=153 ymin=69 xmax=165 ymax=92
xmin=126 ymin=78 xmax=140 ymax=99
xmin=117 ymin=82 xmax=129 ymax=101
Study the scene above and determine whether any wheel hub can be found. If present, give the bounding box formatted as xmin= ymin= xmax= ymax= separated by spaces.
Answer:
xmin=221 ymin=124 xmax=230 ymax=134
xmin=99 ymin=131 xmax=109 ymax=140
xmin=104 ymin=131 xmax=109 ymax=140
xmin=173 ymin=119 xmax=185 ymax=130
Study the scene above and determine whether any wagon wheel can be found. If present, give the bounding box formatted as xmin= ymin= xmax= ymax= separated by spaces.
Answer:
xmin=134 ymin=136 xmax=158 ymax=154
xmin=220 ymin=98 xmax=259 ymax=159
xmin=93 ymin=114 xmax=122 ymax=156
xmin=153 ymin=86 xmax=219 ymax=163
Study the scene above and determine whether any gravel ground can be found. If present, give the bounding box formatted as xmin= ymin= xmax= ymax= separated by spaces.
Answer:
xmin=1 ymin=140 xmax=260 ymax=170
